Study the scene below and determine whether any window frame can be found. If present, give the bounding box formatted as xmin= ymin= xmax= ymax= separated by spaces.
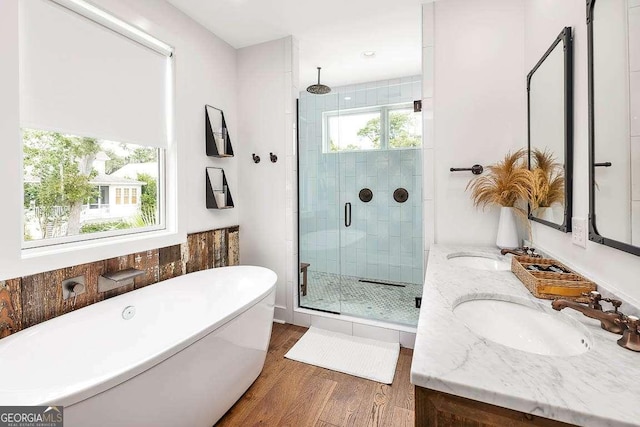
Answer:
xmin=322 ymin=102 xmax=422 ymax=153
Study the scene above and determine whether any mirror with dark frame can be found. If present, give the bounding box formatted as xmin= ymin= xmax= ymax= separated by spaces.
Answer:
xmin=588 ymin=0 xmax=640 ymax=256
xmin=527 ymin=27 xmax=573 ymax=232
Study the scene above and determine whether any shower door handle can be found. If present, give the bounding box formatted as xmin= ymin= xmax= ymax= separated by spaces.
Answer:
xmin=345 ymin=203 xmax=352 ymax=227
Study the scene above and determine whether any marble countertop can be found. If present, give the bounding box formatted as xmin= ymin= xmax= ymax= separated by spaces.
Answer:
xmin=410 ymin=245 xmax=640 ymax=427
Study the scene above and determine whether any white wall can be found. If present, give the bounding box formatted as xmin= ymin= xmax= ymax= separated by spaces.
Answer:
xmin=0 ymin=0 xmax=238 ymax=279
xmin=423 ymin=3 xmax=435 ymax=265
xmin=237 ymin=37 xmax=298 ymax=323
xmin=430 ymin=0 xmax=527 ymax=246
xmin=629 ymin=1 xmax=640 ymax=245
xmin=525 ymin=0 xmax=640 ymax=306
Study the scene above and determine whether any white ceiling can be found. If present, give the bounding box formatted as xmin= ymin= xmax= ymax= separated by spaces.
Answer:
xmin=166 ymin=0 xmax=423 ymax=88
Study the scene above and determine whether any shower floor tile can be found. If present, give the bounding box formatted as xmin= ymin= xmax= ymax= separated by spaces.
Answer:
xmin=299 ymin=271 xmax=422 ymax=326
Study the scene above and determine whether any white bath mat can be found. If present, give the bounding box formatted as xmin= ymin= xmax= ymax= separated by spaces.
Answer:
xmin=284 ymin=327 xmax=400 ymax=384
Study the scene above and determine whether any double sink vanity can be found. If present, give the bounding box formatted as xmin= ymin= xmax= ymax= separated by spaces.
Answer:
xmin=408 ymin=1 xmax=640 ymax=425
xmin=411 ymin=245 xmax=640 ymax=427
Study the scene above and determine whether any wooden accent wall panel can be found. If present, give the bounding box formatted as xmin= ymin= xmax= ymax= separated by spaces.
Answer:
xmin=185 ymin=227 xmax=240 ymax=272
xmin=0 ymin=226 xmax=240 ymax=340
xmin=186 ymin=231 xmax=213 ymax=273
xmin=158 ymin=245 xmax=184 ymax=282
xmin=213 ymin=228 xmax=228 ymax=268
xmin=415 ymin=387 xmax=575 ymax=427
xmin=133 ymin=250 xmax=160 ymax=289
xmin=228 ymin=227 xmax=240 ymax=266
xmin=0 ymin=279 xmax=22 ymax=339
xmin=21 ymin=271 xmax=63 ymax=329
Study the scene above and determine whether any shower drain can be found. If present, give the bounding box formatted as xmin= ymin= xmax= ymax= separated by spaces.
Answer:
xmin=358 ymin=279 xmax=406 ymax=288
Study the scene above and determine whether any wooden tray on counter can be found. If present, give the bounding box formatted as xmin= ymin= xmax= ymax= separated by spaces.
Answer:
xmin=511 ymin=256 xmax=596 ymax=303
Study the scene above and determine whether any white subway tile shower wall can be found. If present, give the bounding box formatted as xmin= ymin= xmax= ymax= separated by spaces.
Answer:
xmin=298 ymin=76 xmax=423 ymax=285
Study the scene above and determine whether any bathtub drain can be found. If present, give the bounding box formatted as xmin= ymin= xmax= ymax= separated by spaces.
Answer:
xmin=122 ymin=306 xmax=136 ymax=320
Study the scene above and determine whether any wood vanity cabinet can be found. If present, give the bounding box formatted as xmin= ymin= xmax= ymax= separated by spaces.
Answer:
xmin=415 ymin=387 xmax=577 ymax=427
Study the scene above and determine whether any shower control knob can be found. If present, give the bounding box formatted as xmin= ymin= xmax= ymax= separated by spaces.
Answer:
xmin=69 ymin=282 xmax=85 ymax=295
xmin=359 ymin=188 xmax=373 ymax=203
xmin=393 ymin=188 xmax=409 ymax=203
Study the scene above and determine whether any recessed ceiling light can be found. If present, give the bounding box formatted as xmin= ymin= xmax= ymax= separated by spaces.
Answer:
xmin=344 ymin=96 xmax=352 ymax=101
xmin=362 ymin=51 xmax=376 ymax=58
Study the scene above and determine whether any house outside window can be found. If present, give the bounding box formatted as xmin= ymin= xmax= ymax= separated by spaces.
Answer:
xmin=23 ymin=136 xmax=160 ymax=241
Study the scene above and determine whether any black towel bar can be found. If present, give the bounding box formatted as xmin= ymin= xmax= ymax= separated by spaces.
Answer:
xmin=450 ymin=164 xmax=484 ymax=175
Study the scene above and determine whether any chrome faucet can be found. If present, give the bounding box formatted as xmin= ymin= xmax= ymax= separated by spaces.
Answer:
xmin=98 ymin=268 xmax=145 ymax=293
xmin=500 ymin=246 xmax=541 ymax=258
xmin=552 ymin=291 xmax=626 ymax=334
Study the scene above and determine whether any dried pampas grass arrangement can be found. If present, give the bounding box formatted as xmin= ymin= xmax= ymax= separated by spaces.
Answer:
xmin=529 ymin=148 xmax=564 ymax=210
xmin=466 ymin=149 xmax=533 ymax=242
xmin=466 ymin=149 xmax=532 ymax=209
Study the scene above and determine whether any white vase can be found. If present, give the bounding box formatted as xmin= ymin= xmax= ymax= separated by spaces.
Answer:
xmin=496 ymin=206 xmax=520 ymax=249
xmin=536 ymin=206 xmax=555 ymax=223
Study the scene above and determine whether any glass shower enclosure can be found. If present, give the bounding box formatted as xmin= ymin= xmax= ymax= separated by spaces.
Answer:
xmin=298 ymin=77 xmax=424 ymax=326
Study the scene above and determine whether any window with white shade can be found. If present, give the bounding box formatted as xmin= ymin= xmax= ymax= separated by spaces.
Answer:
xmin=19 ymin=0 xmax=172 ymax=247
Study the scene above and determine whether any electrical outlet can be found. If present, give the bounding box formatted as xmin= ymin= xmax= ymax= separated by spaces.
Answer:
xmin=572 ymin=217 xmax=587 ymax=248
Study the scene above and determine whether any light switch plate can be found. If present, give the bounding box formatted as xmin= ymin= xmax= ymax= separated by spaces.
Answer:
xmin=572 ymin=217 xmax=587 ymax=248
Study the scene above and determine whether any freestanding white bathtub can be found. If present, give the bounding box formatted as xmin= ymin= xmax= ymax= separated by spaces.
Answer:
xmin=0 ymin=266 xmax=277 ymax=427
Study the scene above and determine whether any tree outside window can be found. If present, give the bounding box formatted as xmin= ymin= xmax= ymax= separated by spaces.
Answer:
xmin=23 ymin=129 xmax=160 ymax=242
xmin=325 ymin=103 xmax=422 ymax=152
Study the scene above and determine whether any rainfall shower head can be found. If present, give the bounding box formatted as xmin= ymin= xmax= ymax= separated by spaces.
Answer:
xmin=306 ymin=67 xmax=331 ymax=95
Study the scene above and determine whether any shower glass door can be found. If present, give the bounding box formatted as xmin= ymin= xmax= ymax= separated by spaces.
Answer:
xmin=299 ymin=90 xmax=343 ymax=314
xmin=299 ymin=78 xmax=424 ymax=326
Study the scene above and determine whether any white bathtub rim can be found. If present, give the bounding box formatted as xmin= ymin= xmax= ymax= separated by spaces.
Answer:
xmin=0 ymin=266 xmax=277 ymax=407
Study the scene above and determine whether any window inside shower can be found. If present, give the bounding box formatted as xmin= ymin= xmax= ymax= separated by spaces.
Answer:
xmin=297 ymin=76 xmax=424 ymax=327
xmin=323 ymin=103 xmax=422 ymax=153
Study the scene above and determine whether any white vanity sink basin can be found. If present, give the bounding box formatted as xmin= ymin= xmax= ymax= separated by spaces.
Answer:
xmin=447 ymin=253 xmax=511 ymax=271
xmin=453 ymin=296 xmax=592 ymax=356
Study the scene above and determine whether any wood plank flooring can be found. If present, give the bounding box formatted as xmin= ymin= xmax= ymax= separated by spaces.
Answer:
xmin=216 ymin=323 xmax=415 ymax=427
